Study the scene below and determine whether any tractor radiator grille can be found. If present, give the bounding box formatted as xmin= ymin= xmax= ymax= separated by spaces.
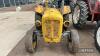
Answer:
xmin=45 ymin=20 xmax=60 ymax=38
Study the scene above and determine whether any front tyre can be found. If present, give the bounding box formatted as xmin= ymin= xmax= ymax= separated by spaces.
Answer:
xmin=68 ymin=29 xmax=80 ymax=53
xmin=72 ymin=1 xmax=89 ymax=28
xmin=25 ymin=31 xmax=37 ymax=53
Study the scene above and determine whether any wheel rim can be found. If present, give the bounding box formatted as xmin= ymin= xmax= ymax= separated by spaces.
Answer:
xmin=32 ymin=34 xmax=37 ymax=49
xmin=32 ymin=42 xmax=36 ymax=48
xmin=73 ymin=6 xmax=80 ymax=24
xmin=96 ymin=26 xmax=100 ymax=46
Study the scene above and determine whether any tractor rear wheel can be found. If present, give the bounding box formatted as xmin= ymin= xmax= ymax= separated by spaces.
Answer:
xmin=72 ymin=1 xmax=89 ymax=28
xmin=94 ymin=21 xmax=100 ymax=52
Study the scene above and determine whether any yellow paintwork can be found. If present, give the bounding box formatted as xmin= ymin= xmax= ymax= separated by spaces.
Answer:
xmin=45 ymin=0 xmax=49 ymax=8
xmin=34 ymin=5 xmax=71 ymax=15
xmin=34 ymin=0 xmax=71 ymax=43
xmin=34 ymin=5 xmax=44 ymax=14
xmin=32 ymin=42 xmax=36 ymax=48
xmin=42 ymin=8 xmax=63 ymax=43
xmin=62 ymin=6 xmax=71 ymax=14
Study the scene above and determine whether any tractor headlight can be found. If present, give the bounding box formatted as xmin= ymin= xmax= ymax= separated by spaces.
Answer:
xmin=63 ymin=21 xmax=70 ymax=27
xmin=35 ymin=20 xmax=41 ymax=26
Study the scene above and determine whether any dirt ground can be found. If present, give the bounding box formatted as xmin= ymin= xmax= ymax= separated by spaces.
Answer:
xmin=0 ymin=4 xmax=34 ymax=13
xmin=7 ymin=22 xmax=100 ymax=56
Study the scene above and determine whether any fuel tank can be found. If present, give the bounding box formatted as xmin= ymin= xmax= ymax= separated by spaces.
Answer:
xmin=42 ymin=8 xmax=63 ymax=43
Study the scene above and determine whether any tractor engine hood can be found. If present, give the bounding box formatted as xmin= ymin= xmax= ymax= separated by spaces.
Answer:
xmin=42 ymin=8 xmax=63 ymax=20
xmin=42 ymin=8 xmax=63 ymax=43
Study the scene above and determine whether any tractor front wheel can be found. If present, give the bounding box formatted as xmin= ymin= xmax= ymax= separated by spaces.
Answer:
xmin=68 ymin=29 xmax=80 ymax=53
xmin=25 ymin=31 xmax=37 ymax=53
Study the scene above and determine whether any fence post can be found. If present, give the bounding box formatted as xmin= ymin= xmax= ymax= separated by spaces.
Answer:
xmin=18 ymin=0 xmax=20 ymax=6
xmin=9 ymin=0 xmax=11 ymax=6
xmin=3 ymin=0 xmax=5 ymax=7
xmin=14 ymin=0 xmax=16 ymax=7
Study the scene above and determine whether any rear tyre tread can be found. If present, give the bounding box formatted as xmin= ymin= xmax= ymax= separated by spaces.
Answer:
xmin=72 ymin=1 xmax=89 ymax=28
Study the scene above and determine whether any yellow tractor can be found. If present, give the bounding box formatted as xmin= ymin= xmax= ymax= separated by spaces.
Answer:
xmin=25 ymin=0 xmax=80 ymax=53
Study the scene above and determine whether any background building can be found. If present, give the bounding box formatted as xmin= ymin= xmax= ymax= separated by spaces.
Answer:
xmin=0 ymin=0 xmax=40 ymax=7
